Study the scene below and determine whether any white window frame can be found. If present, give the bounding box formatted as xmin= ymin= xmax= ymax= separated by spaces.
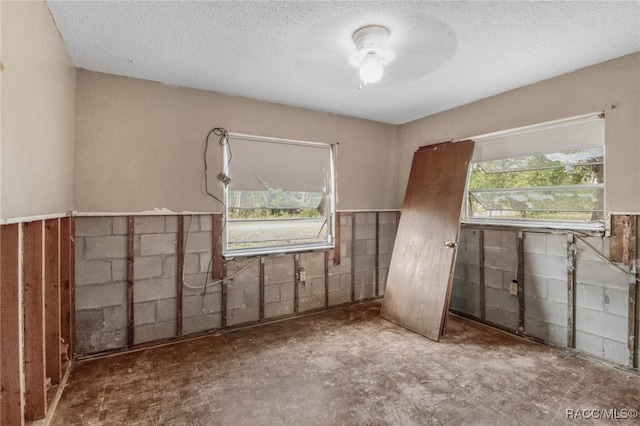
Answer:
xmin=462 ymin=113 xmax=606 ymax=231
xmin=222 ymin=133 xmax=336 ymax=257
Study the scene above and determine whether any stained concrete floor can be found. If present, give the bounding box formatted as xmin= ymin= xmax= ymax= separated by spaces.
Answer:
xmin=52 ymin=301 xmax=640 ymax=425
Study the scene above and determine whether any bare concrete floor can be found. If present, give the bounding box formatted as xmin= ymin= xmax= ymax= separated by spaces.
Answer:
xmin=52 ymin=301 xmax=640 ymax=425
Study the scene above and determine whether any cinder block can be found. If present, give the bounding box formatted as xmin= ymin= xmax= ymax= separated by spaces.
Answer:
xmin=299 ymin=294 xmax=324 ymax=312
xmin=199 ymin=253 xmax=214 ymax=273
xmin=483 ymin=230 xmax=502 ymax=249
xmin=76 ymin=326 xmax=126 ymax=356
xmin=184 ymin=232 xmax=211 ymax=253
xmin=354 ymin=283 xmax=375 ymax=300
xmin=484 ymin=267 xmax=504 ymax=290
xmin=328 ymin=275 xmax=340 ymax=292
xmin=575 ymin=307 xmax=627 ymax=343
xmin=546 ymin=278 xmax=567 ymax=303
xmin=524 ymin=252 xmax=566 ymax=280
xmin=76 ymin=260 xmax=113 ymax=286
xmin=76 ymin=281 xmax=127 ymax=310
xmin=111 ymin=259 xmax=127 ymax=282
xmin=134 ymin=321 xmax=176 ymax=344
xmin=355 ymin=223 xmax=376 ymax=240
xmin=575 ymin=330 xmax=604 ymax=358
xmin=164 ymin=255 xmax=178 ymax=276
xmin=182 ymin=313 xmax=221 ymax=334
xmin=379 ymin=222 xmax=396 ymax=240
xmin=75 ymin=237 xmax=85 ymax=262
xmin=354 ymin=254 xmax=375 ymax=273
xmin=525 ymin=296 xmax=567 ymax=325
xmin=134 ymin=216 xmax=165 ymax=234
xmin=103 ymin=305 xmax=127 ymax=331
xmin=280 ymin=281 xmax=295 ymax=301
xmin=134 ymin=301 xmax=156 ymax=325
xmin=300 ymin=252 xmax=324 ymax=276
xmin=546 ymin=234 xmax=567 ymax=256
xmin=134 ymin=277 xmax=177 ymax=302
xmin=484 ymin=247 xmax=517 ymax=272
xmin=183 ymin=293 xmax=221 ymax=317
xmin=485 ymin=287 xmax=518 ymax=313
xmin=112 ymin=217 xmax=129 ymax=235
xmin=165 ymin=216 xmax=178 ymax=233
xmin=524 ymin=233 xmax=546 ymax=254
xmin=603 ymin=287 xmax=628 ymax=317
xmin=575 ymin=258 xmax=627 ymax=289
xmin=311 ymin=277 xmax=325 ymax=295
xmin=75 ymin=217 xmax=112 ymax=236
xmin=265 ymin=256 xmax=295 ymax=282
xmin=329 ymin=257 xmax=351 ymax=275
xmin=603 ymin=338 xmax=630 ymax=366
xmin=547 ymin=323 xmax=568 ymax=346
xmin=576 ymin=283 xmax=604 ymax=311
xmin=339 ymin=273 xmax=352 ymax=292
xmin=365 ymin=239 xmax=377 ymax=256
xmin=265 ymin=300 xmax=294 ymax=318
xmin=379 ymin=252 xmax=392 ymax=269
xmin=227 ymin=305 xmax=260 ymax=326
xmin=134 ymin=256 xmax=163 ymax=279
xmin=378 ymin=212 xmax=397 ymax=224
xmin=354 ymin=240 xmax=367 ymax=257
xmin=298 ymin=280 xmax=312 ymax=297
xmin=226 ymin=287 xmax=246 ymax=310
xmin=183 ymin=253 xmax=200 ymax=275
xmin=340 ymin=214 xmax=351 ymax=227
xmin=139 ymin=234 xmax=176 ymax=256
xmin=524 ymin=274 xmax=548 ymax=299
xmin=199 ymin=215 xmax=213 ymax=231
xmin=74 ymin=309 xmax=102 ymax=337
xmin=328 ymin=291 xmax=350 ymax=306
xmin=501 ymin=231 xmax=518 ymax=252
xmin=485 ymin=305 xmax=519 ymax=331
xmin=156 ymin=298 xmax=178 ymax=322
xmin=85 ymin=236 xmax=127 ymax=260
xmin=353 ymin=271 xmax=365 ymax=288
xmin=457 ymin=243 xmax=480 ymax=266
xmin=264 ymin=284 xmax=281 ymax=303
xmin=524 ymin=316 xmax=549 ymax=341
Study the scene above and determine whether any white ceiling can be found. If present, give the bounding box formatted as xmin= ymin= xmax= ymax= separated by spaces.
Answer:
xmin=47 ymin=1 xmax=640 ymax=125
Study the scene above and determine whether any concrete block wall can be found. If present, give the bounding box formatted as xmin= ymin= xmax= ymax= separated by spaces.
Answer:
xmin=182 ymin=215 xmax=222 ymax=334
xmin=452 ymin=227 xmax=481 ymax=318
xmin=453 ymin=225 xmax=635 ymax=367
xmin=132 ymin=216 xmax=179 ymax=344
xmin=75 ymin=217 xmax=128 ymax=354
xmin=74 ymin=211 xmax=395 ymax=356
xmin=523 ymin=233 xmax=568 ymax=346
xmin=574 ymin=236 xmax=629 ymax=365
xmin=483 ymin=230 xmax=519 ymax=330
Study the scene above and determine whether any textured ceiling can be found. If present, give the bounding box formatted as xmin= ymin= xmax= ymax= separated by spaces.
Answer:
xmin=47 ymin=1 xmax=640 ymax=125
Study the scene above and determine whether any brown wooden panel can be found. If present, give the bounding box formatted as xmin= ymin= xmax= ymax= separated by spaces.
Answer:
xmin=333 ymin=212 xmax=341 ymax=265
xmin=59 ymin=217 xmax=73 ymax=360
xmin=177 ymin=216 xmax=184 ymax=336
xmin=212 ymin=214 xmax=224 ymax=280
xmin=127 ymin=217 xmax=134 ymax=348
xmin=610 ymin=215 xmax=636 ymax=265
xmin=381 ymin=140 xmax=474 ymax=341
xmin=44 ymin=219 xmax=61 ymax=385
xmin=1 ymin=224 xmax=23 ymax=425
xmin=23 ymin=221 xmax=47 ymax=420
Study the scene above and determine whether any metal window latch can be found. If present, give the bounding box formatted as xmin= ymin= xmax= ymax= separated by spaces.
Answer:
xmin=444 ymin=241 xmax=458 ymax=249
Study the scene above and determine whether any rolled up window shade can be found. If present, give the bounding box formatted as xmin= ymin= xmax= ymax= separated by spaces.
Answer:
xmin=471 ymin=114 xmax=604 ymax=163
xmin=227 ymin=134 xmax=332 ymax=192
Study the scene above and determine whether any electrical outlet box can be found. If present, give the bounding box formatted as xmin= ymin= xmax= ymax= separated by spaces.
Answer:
xmin=509 ymin=281 xmax=518 ymax=296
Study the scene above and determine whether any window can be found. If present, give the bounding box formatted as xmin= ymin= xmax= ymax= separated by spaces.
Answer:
xmin=464 ymin=114 xmax=605 ymax=230
xmin=223 ymin=133 xmax=335 ymax=256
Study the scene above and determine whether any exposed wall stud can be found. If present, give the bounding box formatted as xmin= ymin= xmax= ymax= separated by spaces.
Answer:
xmin=176 ymin=216 xmax=184 ymax=336
xmin=567 ymin=232 xmax=577 ymax=349
xmin=516 ymin=231 xmax=525 ymax=335
xmin=333 ymin=212 xmax=341 ymax=265
xmin=478 ymin=229 xmax=486 ymax=321
xmin=23 ymin=221 xmax=47 ymax=421
xmin=628 ymin=216 xmax=637 ymax=368
xmin=212 ymin=214 xmax=224 ymax=279
xmin=375 ymin=212 xmax=380 ymax=297
xmin=127 ymin=217 xmax=135 ymax=348
xmin=59 ymin=217 xmax=74 ymax=360
xmin=351 ymin=213 xmax=356 ymax=302
xmin=259 ymin=257 xmax=265 ymax=321
xmin=1 ymin=224 xmax=23 ymax=425
xmin=324 ymin=251 xmax=329 ymax=308
xmin=44 ymin=218 xmax=61 ymax=385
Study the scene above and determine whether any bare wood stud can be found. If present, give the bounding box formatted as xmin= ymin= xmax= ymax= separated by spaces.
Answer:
xmin=479 ymin=229 xmax=486 ymax=321
xmin=176 ymin=216 xmax=184 ymax=336
xmin=127 ymin=217 xmax=135 ymax=348
xmin=44 ymin=218 xmax=61 ymax=385
xmin=567 ymin=232 xmax=577 ymax=349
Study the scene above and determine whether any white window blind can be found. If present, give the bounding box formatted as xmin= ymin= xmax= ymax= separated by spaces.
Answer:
xmin=471 ymin=114 xmax=604 ymax=163
xmin=227 ymin=134 xmax=332 ymax=193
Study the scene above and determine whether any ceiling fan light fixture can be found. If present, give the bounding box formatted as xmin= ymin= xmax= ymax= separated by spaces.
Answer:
xmin=359 ymin=59 xmax=384 ymax=84
xmin=351 ymin=25 xmax=393 ymax=85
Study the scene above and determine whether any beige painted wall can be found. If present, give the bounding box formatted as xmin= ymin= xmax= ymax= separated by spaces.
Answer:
xmin=0 ymin=0 xmax=76 ymax=221
xmin=398 ymin=52 xmax=640 ymax=219
xmin=74 ymin=70 xmax=398 ymax=213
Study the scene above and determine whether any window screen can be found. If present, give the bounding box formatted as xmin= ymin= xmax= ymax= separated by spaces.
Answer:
xmin=224 ymin=134 xmax=335 ymax=256
xmin=465 ymin=114 xmax=605 ymax=229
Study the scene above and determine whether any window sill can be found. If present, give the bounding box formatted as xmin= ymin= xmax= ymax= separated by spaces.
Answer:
xmin=461 ymin=219 xmax=606 ymax=236
xmin=224 ymin=244 xmax=335 ymax=259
